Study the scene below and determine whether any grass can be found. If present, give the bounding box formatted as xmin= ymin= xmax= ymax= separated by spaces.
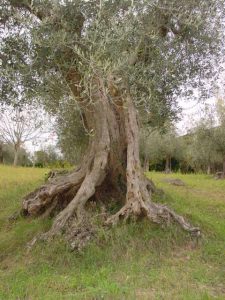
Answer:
xmin=0 ymin=166 xmax=225 ymax=299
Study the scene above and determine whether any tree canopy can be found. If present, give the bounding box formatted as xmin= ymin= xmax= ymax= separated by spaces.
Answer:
xmin=1 ymin=0 xmax=224 ymax=123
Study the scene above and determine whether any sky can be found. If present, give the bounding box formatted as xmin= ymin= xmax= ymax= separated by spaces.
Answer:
xmin=177 ymin=97 xmax=215 ymax=135
xmin=25 ymin=130 xmax=58 ymax=154
xmin=0 ymin=105 xmax=58 ymax=154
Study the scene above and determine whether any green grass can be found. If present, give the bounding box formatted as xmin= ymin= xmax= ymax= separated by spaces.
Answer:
xmin=0 ymin=166 xmax=225 ymax=299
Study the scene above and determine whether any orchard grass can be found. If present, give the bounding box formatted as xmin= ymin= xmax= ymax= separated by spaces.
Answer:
xmin=0 ymin=166 xmax=225 ymax=299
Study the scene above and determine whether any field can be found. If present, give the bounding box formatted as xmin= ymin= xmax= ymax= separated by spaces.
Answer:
xmin=0 ymin=165 xmax=225 ymax=299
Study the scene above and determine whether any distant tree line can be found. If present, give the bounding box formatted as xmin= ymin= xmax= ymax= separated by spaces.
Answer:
xmin=0 ymin=140 xmax=69 ymax=168
xmin=140 ymin=99 xmax=225 ymax=175
xmin=33 ymin=146 xmax=70 ymax=168
xmin=1 ymin=98 xmax=225 ymax=174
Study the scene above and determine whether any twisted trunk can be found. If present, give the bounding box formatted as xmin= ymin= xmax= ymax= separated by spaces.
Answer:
xmin=22 ymin=77 xmax=199 ymax=248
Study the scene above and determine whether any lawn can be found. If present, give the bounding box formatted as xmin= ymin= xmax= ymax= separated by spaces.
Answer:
xmin=0 ymin=166 xmax=225 ymax=299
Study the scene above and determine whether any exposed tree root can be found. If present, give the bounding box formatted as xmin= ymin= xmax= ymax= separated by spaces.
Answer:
xmin=23 ymin=166 xmax=200 ymax=252
xmin=105 ymin=200 xmax=200 ymax=235
xmin=22 ymin=167 xmax=86 ymax=217
xmin=105 ymin=175 xmax=200 ymax=236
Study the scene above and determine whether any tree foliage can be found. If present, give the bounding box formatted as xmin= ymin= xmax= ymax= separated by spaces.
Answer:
xmin=140 ymin=124 xmax=184 ymax=172
xmin=56 ymin=102 xmax=88 ymax=164
xmin=0 ymin=0 xmax=224 ymax=126
xmin=34 ymin=145 xmax=62 ymax=167
xmin=214 ymin=99 xmax=225 ymax=168
xmin=187 ymin=111 xmax=219 ymax=173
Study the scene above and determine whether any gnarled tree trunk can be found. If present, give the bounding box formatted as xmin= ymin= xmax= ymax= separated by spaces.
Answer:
xmin=22 ymin=76 xmax=200 ymax=249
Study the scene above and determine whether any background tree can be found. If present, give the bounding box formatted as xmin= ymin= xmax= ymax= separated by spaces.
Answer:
xmin=34 ymin=150 xmax=49 ymax=168
xmin=0 ymin=106 xmax=44 ymax=166
xmin=0 ymin=140 xmax=3 ymax=164
xmin=1 ymin=142 xmax=31 ymax=166
xmin=34 ymin=145 xmax=62 ymax=168
xmin=187 ymin=108 xmax=219 ymax=174
xmin=140 ymin=125 xmax=184 ymax=173
xmin=174 ymin=134 xmax=195 ymax=174
xmin=56 ymin=104 xmax=88 ymax=165
xmin=140 ymin=129 xmax=163 ymax=171
xmin=159 ymin=126 xmax=184 ymax=173
xmin=214 ymin=98 xmax=225 ymax=174
xmin=1 ymin=0 xmax=224 ymax=246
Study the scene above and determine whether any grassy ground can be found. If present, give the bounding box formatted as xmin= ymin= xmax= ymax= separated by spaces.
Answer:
xmin=0 ymin=166 xmax=225 ymax=299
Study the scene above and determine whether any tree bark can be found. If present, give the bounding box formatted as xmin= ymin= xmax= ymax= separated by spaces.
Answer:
xmin=21 ymin=76 xmax=200 ymax=249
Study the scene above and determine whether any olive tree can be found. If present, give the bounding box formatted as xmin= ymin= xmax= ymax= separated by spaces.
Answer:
xmin=0 ymin=142 xmax=31 ymax=166
xmin=188 ymin=124 xmax=220 ymax=174
xmin=159 ymin=126 xmax=183 ymax=173
xmin=140 ymin=129 xmax=163 ymax=171
xmin=140 ymin=125 xmax=184 ymax=173
xmin=56 ymin=102 xmax=88 ymax=165
xmin=0 ymin=106 xmax=44 ymax=166
xmin=186 ymin=102 xmax=225 ymax=174
xmin=0 ymin=0 xmax=224 ymax=246
xmin=214 ymin=98 xmax=225 ymax=174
